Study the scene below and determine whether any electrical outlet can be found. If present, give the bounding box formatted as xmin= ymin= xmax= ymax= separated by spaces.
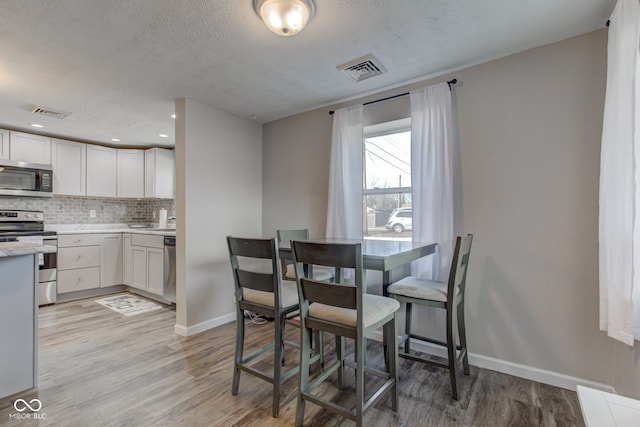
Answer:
xmin=89 ymin=210 xmax=96 ymax=218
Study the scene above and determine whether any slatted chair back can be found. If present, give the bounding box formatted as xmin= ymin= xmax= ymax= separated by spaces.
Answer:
xmin=227 ymin=236 xmax=282 ymax=310
xmin=291 ymin=240 xmax=362 ymax=311
xmin=277 ymin=229 xmax=336 ymax=283
xmin=277 ymin=228 xmax=310 ymax=245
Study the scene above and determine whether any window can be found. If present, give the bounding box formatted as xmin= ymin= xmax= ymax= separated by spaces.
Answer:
xmin=363 ymin=118 xmax=412 ymax=240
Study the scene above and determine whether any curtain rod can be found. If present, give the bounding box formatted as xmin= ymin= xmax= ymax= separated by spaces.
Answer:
xmin=329 ymin=78 xmax=457 ymax=115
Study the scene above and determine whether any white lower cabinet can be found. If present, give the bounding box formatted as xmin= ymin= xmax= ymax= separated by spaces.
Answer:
xmin=100 ymin=234 xmax=122 ymax=287
xmin=146 ymin=248 xmax=164 ymax=295
xmin=130 ymin=234 xmax=164 ymax=296
xmin=57 ymin=232 xmax=167 ymax=298
xmin=131 ymin=246 xmax=147 ymax=290
xmin=123 ymin=234 xmax=132 ymax=285
xmin=57 ymin=234 xmax=101 ymax=293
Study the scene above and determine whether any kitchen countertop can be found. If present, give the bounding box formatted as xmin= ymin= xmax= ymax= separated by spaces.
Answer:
xmin=46 ymin=224 xmax=176 ymax=236
xmin=0 ymin=242 xmax=57 ymax=258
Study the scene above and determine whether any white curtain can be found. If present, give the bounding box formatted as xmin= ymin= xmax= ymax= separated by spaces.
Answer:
xmin=410 ymin=83 xmax=454 ymax=280
xmin=599 ymin=0 xmax=640 ymax=346
xmin=326 ymin=105 xmax=364 ymax=239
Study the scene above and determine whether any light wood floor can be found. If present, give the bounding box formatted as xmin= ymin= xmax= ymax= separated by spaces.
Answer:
xmin=0 ymin=293 xmax=584 ymax=426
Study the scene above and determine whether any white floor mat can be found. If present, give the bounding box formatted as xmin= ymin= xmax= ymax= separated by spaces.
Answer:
xmin=95 ymin=294 xmax=163 ymax=316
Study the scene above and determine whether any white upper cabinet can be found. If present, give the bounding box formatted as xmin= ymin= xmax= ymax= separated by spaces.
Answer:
xmin=86 ymin=145 xmax=117 ymax=197
xmin=9 ymin=131 xmax=52 ymax=165
xmin=117 ymin=149 xmax=144 ymax=198
xmin=145 ymin=148 xmax=175 ymax=199
xmin=0 ymin=129 xmax=9 ymax=160
xmin=52 ymin=138 xmax=86 ymax=196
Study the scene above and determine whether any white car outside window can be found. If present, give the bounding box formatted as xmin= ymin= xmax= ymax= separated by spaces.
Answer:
xmin=385 ymin=208 xmax=412 ymax=233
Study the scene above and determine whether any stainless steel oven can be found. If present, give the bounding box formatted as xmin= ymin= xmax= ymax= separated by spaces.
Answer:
xmin=0 ymin=160 xmax=53 ymax=197
xmin=0 ymin=209 xmax=57 ymax=305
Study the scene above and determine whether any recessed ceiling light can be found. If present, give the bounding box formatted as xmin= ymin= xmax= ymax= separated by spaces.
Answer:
xmin=30 ymin=123 xmax=44 ymax=128
xmin=111 ymin=138 xmax=121 ymax=142
xmin=171 ymin=114 xmax=176 ymax=119
xmin=159 ymin=134 xmax=169 ymax=138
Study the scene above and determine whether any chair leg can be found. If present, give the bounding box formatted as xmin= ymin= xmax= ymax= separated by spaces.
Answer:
xmin=336 ymin=335 xmax=345 ymax=389
xmin=457 ymin=302 xmax=470 ymax=375
xmin=314 ymin=330 xmax=324 ymax=369
xmin=232 ymin=307 xmax=244 ymax=395
xmin=447 ymin=308 xmax=459 ymax=400
xmin=355 ymin=332 xmax=365 ymax=427
xmin=384 ymin=317 xmax=399 ymax=412
xmin=404 ymin=302 xmax=413 ymax=353
xmin=296 ymin=325 xmax=312 ymax=427
xmin=272 ymin=313 xmax=284 ymax=417
xmin=280 ymin=314 xmax=287 ymax=367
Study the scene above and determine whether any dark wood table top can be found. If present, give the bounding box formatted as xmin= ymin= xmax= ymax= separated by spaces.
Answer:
xmin=278 ymin=238 xmax=437 ymax=273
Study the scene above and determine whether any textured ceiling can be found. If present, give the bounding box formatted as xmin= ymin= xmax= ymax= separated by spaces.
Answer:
xmin=0 ymin=0 xmax=616 ymax=147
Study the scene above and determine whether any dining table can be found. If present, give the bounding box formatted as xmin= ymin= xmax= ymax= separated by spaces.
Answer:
xmin=278 ymin=238 xmax=437 ymax=296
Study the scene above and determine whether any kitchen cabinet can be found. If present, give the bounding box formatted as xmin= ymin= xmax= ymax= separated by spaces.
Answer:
xmin=0 ymin=254 xmax=38 ymax=399
xmin=130 ymin=234 xmax=164 ymax=295
xmin=10 ymin=131 xmax=52 ymax=165
xmin=117 ymin=149 xmax=144 ymax=198
xmin=145 ymin=148 xmax=175 ymax=199
xmin=52 ymin=138 xmax=86 ymax=196
xmin=87 ymin=145 xmax=117 ymax=197
xmin=123 ymin=234 xmax=132 ymax=285
xmin=100 ymin=234 xmax=123 ymax=287
xmin=146 ymin=248 xmax=164 ymax=294
xmin=57 ymin=234 xmax=101 ymax=293
xmin=0 ymin=129 xmax=9 ymax=160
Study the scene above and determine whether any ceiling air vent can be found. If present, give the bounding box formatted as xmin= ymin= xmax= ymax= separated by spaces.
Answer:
xmin=337 ymin=54 xmax=387 ymax=82
xmin=30 ymin=105 xmax=71 ymax=120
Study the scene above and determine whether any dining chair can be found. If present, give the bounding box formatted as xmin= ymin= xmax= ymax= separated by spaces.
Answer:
xmin=291 ymin=240 xmax=399 ymax=427
xmin=226 ymin=235 xmax=301 ymax=418
xmin=387 ymin=234 xmax=473 ymax=400
xmin=276 ymin=229 xmax=335 ymax=282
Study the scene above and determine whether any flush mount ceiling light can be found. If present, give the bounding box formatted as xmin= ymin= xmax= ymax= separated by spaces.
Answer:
xmin=253 ymin=0 xmax=316 ymax=36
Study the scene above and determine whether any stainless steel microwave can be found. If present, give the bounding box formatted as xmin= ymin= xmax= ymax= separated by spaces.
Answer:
xmin=0 ymin=160 xmax=53 ymax=197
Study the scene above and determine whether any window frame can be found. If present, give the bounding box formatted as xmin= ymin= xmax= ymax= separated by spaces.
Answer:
xmin=362 ymin=118 xmax=412 ymax=239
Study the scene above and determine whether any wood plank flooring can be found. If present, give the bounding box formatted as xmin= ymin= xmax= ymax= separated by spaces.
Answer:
xmin=0 ymin=293 xmax=584 ymax=426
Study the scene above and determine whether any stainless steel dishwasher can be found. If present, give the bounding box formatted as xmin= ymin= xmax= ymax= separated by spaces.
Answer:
xmin=163 ymin=236 xmax=176 ymax=303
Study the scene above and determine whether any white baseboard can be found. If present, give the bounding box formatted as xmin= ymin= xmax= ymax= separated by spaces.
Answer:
xmin=172 ymin=316 xmax=615 ymax=394
xmin=369 ymin=330 xmax=615 ymax=394
xmin=174 ymin=312 xmax=235 ymax=337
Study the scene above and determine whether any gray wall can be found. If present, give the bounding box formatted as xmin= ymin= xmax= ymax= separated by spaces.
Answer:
xmin=0 ymin=196 xmax=174 ymax=224
xmin=262 ymin=30 xmax=623 ymax=391
xmin=175 ymin=98 xmax=262 ymax=332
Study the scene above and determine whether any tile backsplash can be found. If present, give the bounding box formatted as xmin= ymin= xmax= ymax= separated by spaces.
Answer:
xmin=0 ymin=196 xmax=175 ymax=225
